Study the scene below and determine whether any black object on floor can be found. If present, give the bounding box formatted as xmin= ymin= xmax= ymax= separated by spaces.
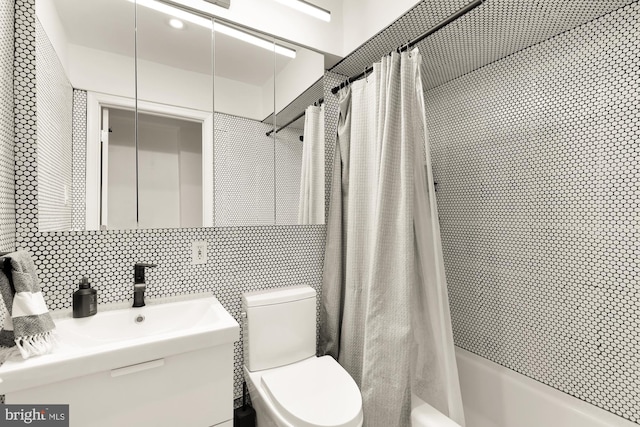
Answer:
xmin=233 ymin=381 xmax=256 ymax=427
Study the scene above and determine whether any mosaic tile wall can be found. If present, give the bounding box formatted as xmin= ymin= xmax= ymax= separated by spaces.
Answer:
xmin=214 ymin=113 xmax=275 ymax=226
xmin=71 ymin=90 xmax=86 ymax=231
xmin=0 ymin=0 xmax=14 ymax=252
xmin=425 ymin=3 xmax=640 ymax=423
xmin=12 ymin=0 xmax=326 ymax=402
xmin=213 ymin=112 xmax=306 ymax=226
xmin=330 ymin=0 xmax=636 ymax=92
xmin=14 ymin=0 xmax=37 ymax=240
xmin=35 ymin=18 xmax=72 ymax=232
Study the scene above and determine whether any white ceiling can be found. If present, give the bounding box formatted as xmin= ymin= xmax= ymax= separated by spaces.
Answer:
xmin=51 ymin=0 xmax=293 ymax=86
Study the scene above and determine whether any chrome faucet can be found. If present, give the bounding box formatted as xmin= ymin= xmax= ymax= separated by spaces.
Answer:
xmin=133 ymin=263 xmax=157 ymax=308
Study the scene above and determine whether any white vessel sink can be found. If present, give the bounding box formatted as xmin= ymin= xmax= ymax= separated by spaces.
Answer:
xmin=0 ymin=293 xmax=239 ymax=395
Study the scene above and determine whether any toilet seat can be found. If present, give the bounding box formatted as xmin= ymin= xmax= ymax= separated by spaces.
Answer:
xmin=259 ymin=356 xmax=363 ymax=427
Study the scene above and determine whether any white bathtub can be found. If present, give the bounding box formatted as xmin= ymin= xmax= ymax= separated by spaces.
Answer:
xmin=412 ymin=347 xmax=636 ymax=427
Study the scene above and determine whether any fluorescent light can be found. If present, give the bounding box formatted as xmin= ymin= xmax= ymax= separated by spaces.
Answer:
xmin=168 ymin=18 xmax=185 ymax=29
xmin=132 ymin=0 xmax=297 ymax=58
xmin=133 ymin=0 xmax=212 ymax=26
xmin=212 ymin=22 xmax=296 ymax=58
xmin=274 ymin=0 xmax=330 ymax=22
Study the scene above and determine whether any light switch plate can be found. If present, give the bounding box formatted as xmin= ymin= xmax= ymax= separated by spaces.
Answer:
xmin=191 ymin=240 xmax=208 ymax=265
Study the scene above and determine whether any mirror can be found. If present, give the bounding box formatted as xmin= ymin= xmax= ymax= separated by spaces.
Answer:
xmin=274 ymin=76 xmax=325 ymax=225
xmin=36 ymin=0 xmax=137 ymax=231
xmin=135 ymin=2 xmax=214 ymax=228
xmin=213 ymin=22 xmax=276 ymax=226
xmin=35 ymin=0 xmax=324 ymax=231
xmin=212 ymin=24 xmax=325 ymax=226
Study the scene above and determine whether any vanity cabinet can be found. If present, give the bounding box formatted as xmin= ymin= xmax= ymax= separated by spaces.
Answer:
xmin=6 ymin=346 xmax=234 ymax=427
xmin=1 ymin=296 xmax=239 ymax=427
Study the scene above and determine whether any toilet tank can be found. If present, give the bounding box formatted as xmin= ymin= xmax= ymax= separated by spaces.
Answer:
xmin=242 ymin=285 xmax=316 ymax=372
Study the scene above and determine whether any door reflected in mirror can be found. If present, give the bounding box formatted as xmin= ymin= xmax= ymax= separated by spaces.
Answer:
xmin=102 ymin=107 xmax=136 ymax=230
xmin=104 ymin=109 xmax=204 ymax=229
xmin=35 ymin=0 xmax=325 ymax=231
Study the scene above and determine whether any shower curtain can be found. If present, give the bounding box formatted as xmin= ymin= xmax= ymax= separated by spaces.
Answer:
xmin=298 ymin=104 xmax=325 ymax=224
xmin=320 ymin=49 xmax=465 ymax=426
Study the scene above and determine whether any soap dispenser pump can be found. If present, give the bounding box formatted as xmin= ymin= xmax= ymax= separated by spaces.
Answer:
xmin=73 ymin=277 xmax=97 ymax=318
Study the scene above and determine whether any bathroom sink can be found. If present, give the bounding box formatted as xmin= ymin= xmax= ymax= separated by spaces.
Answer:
xmin=0 ymin=293 xmax=239 ymax=395
xmin=60 ymin=295 xmax=226 ymax=344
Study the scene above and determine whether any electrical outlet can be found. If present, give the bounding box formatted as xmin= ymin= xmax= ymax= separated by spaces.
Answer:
xmin=191 ymin=240 xmax=207 ymax=265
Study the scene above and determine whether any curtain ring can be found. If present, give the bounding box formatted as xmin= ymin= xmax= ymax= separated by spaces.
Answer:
xmin=341 ymin=78 xmax=349 ymax=91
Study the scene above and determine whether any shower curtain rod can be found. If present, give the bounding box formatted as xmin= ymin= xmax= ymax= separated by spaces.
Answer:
xmin=330 ymin=0 xmax=482 ymax=95
xmin=266 ymin=97 xmax=324 ymax=137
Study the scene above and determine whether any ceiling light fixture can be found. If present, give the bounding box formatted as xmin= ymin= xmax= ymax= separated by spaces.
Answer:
xmin=168 ymin=18 xmax=185 ymax=29
xmin=132 ymin=0 xmax=297 ymax=58
xmin=213 ymin=23 xmax=296 ymax=58
xmin=274 ymin=0 xmax=330 ymax=22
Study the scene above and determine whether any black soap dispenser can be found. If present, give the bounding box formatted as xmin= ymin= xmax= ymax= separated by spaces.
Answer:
xmin=73 ymin=277 xmax=97 ymax=318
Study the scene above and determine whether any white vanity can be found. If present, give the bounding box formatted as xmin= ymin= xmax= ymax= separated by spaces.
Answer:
xmin=0 ymin=294 xmax=239 ymax=427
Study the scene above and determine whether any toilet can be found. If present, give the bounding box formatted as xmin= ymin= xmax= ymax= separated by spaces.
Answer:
xmin=242 ymin=285 xmax=363 ymax=427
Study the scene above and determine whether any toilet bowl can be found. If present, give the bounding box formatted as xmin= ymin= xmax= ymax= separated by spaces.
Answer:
xmin=242 ymin=285 xmax=363 ymax=427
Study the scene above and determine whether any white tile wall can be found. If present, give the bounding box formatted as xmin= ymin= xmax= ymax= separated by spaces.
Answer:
xmin=35 ymin=18 xmax=72 ymax=232
xmin=331 ymin=0 xmax=635 ymax=91
xmin=425 ymin=3 xmax=640 ymax=423
xmin=71 ymin=90 xmax=86 ymax=231
xmin=0 ymin=0 xmax=15 ymax=252
xmin=214 ymin=113 xmax=276 ymax=226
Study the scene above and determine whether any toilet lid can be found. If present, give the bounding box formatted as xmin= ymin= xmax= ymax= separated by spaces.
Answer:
xmin=261 ymin=356 xmax=363 ymax=427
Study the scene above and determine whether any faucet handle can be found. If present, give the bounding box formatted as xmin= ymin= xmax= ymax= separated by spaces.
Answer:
xmin=134 ymin=263 xmax=157 ymax=284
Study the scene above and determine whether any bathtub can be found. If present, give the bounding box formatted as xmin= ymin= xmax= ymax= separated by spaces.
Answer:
xmin=411 ymin=347 xmax=636 ymax=427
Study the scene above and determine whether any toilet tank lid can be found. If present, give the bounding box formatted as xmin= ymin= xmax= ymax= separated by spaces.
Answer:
xmin=242 ymin=285 xmax=316 ymax=308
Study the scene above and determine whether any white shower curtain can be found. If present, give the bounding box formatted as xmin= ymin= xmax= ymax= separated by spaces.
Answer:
xmin=320 ymin=49 xmax=465 ymax=426
xmin=298 ymin=104 xmax=325 ymax=224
